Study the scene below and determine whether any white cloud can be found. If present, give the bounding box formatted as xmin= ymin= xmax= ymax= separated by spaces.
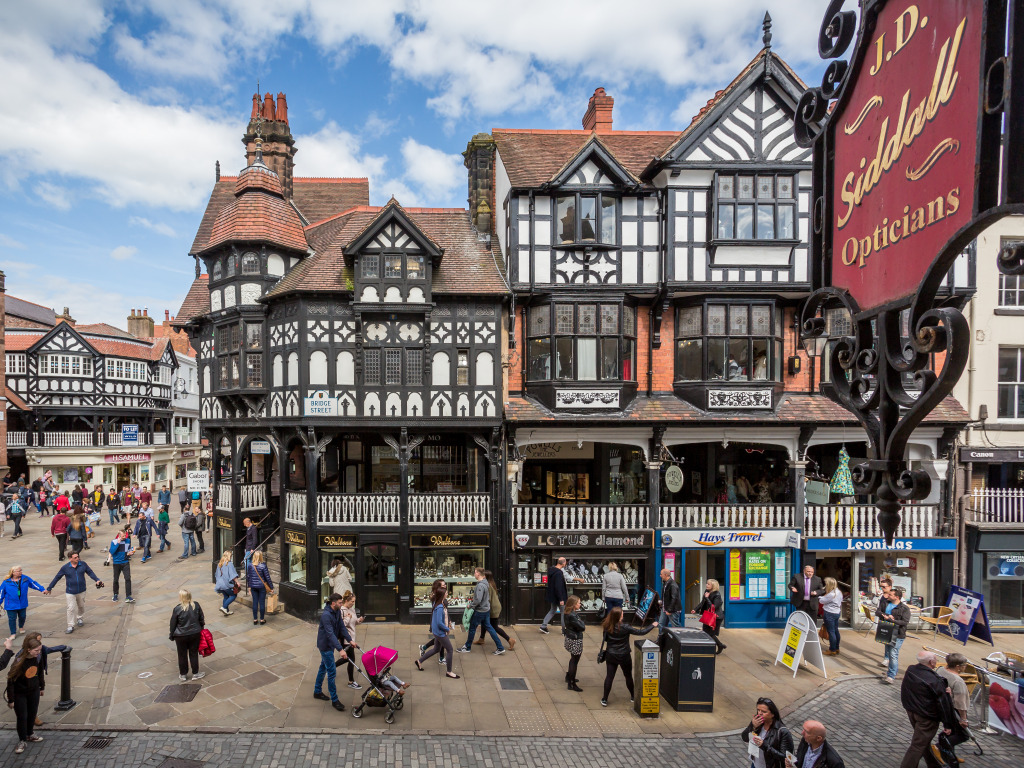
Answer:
xmin=400 ymin=139 xmax=463 ymax=203
xmin=111 ymin=245 xmax=137 ymax=261
xmin=35 ymin=181 xmax=72 ymax=210
xmin=129 ymin=216 xmax=176 ymax=237
xmin=0 ymin=234 xmax=27 ymax=250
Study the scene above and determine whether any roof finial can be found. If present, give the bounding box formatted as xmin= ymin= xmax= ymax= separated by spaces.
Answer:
xmin=762 ymin=11 xmax=773 ymax=50
xmin=253 ymin=78 xmax=265 ymax=164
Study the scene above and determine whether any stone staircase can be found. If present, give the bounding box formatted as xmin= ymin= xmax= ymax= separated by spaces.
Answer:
xmin=235 ymin=532 xmax=285 ymax=614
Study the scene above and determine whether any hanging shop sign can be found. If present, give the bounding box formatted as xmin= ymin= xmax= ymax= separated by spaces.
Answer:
xmin=804 ymin=479 xmax=831 ymax=505
xmin=186 ymin=470 xmax=210 ymax=493
xmin=284 ymin=529 xmax=307 ymax=546
xmin=513 ymin=531 xmax=650 ymax=549
xmin=665 ymin=465 xmax=684 ymax=494
xmin=661 ymin=530 xmax=800 ymax=549
xmin=806 ymin=537 xmax=957 ymax=552
xmin=319 ymin=534 xmax=358 ymax=548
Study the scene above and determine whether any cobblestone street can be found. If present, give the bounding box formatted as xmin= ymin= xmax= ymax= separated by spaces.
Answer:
xmin=3 ymin=675 xmax=1024 ymax=768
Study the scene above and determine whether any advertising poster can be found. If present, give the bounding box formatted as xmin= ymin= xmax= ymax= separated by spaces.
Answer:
xmin=987 ymin=553 xmax=1024 ymax=579
xmin=780 ymin=625 xmax=804 ymax=670
xmin=774 ymin=551 xmax=788 ymax=600
xmin=988 ymin=677 xmax=1024 ymax=741
xmin=940 ymin=585 xmax=994 ymax=646
xmin=635 ymin=588 xmax=656 ymax=623
xmin=729 ymin=550 xmax=743 ymax=600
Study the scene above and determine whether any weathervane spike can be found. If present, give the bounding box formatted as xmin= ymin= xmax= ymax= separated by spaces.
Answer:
xmin=762 ymin=11 xmax=773 ymax=49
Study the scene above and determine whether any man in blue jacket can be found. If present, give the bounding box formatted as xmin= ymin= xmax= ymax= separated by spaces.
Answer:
xmin=314 ymin=592 xmax=351 ymax=711
xmin=108 ymin=531 xmax=135 ymax=604
xmin=44 ymin=552 xmax=103 ymax=634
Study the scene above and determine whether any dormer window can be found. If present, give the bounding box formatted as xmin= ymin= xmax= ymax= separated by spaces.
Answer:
xmin=361 ymin=255 xmax=379 ymax=279
xmin=556 ymin=194 xmax=616 ymax=245
xmin=715 ymin=173 xmax=795 ymax=241
xmin=407 ymin=254 xmax=424 ymax=279
xmin=241 ymin=252 xmax=260 ymax=274
xmin=384 ymin=253 xmax=403 ymax=278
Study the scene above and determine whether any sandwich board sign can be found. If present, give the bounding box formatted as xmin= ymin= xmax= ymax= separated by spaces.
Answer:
xmin=940 ymin=585 xmax=994 ymax=646
xmin=774 ymin=610 xmax=827 ymax=679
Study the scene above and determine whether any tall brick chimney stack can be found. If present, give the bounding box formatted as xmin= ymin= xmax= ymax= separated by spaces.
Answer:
xmin=582 ymin=88 xmax=614 ymax=133
xmin=127 ymin=308 xmax=156 ymax=338
xmin=243 ymin=91 xmax=297 ymax=199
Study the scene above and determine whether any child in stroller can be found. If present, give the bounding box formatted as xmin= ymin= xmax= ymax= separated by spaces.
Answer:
xmin=351 ymin=646 xmax=409 ymax=723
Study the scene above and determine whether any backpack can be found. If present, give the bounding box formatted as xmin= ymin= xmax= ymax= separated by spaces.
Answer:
xmin=183 ymin=514 xmax=198 ymax=532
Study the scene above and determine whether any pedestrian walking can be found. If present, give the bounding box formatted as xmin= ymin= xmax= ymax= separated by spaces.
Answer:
xmin=313 ymin=592 xmax=349 ymax=711
xmin=169 ymin=589 xmax=206 ymax=681
xmin=327 ymin=556 xmax=353 ymax=596
xmin=788 ymin=720 xmax=845 ymax=768
xmin=473 ymin=570 xmax=515 ymax=650
xmin=178 ymin=507 xmax=199 ymax=559
xmin=9 ymin=495 xmax=25 ymax=538
xmin=820 ymin=577 xmax=844 ymax=656
xmin=0 ymin=567 xmax=46 ymax=637
xmin=192 ymin=499 xmax=206 ymax=553
xmin=246 ymin=550 xmax=274 ymax=625
xmin=156 ymin=503 xmax=171 ymax=552
xmin=417 ymin=579 xmax=448 ymax=667
xmin=108 ymin=530 xmax=135 ymax=604
xmin=599 ymin=606 xmax=653 ymax=706
xmin=177 ymin=487 xmax=188 ymax=514
xmin=601 ymin=562 xmax=630 ymax=613
xmin=50 ymin=508 xmax=71 ymax=560
xmin=456 ymin=567 xmax=505 ymax=655
xmin=92 ymin=486 xmax=104 ymax=517
xmin=133 ymin=511 xmax=153 ymax=562
xmin=741 ymin=697 xmax=794 ymax=768
xmin=53 ymin=492 xmax=70 ymax=515
xmin=105 ymin=488 xmax=120 ymax=526
xmin=67 ymin=516 xmax=87 ymax=555
xmin=71 ymin=485 xmax=84 ymax=506
xmin=3 ymin=635 xmax=46 ymax=754
xmin=877 ymin=585 xmax=911 ymax=684
xmin=157 ymin=485 xmax=171 ymax=514
xmin=414 ymin=582 xmax=459 ymax=678
xmin=4 ymin=631 xmax=67 ymax=730
xmin=242 ymin=517 xmax=259 ymax=572
xmin=214 ymin=551 xmax=240 ymax=615
xmin=43 ymin=552 xmax=103 ymax=634
xmin=788 ymin=565 xmax=824 ymax=626
xmin=934 ymin=652 xmax=972 ymax=765
xmin=693 ymin=578 xmax=727 ymax=654
xmin=561 ymin=594 xmax=585 ymax=692
xmin=539 ymin=557 xmax=568 ymax=634
xmin=340 ymin=591 xmax=364 ymax=688
xmin=658 ymin=567 xmax=683 ymax=636
xmin=899 ymin=650 xmax=956 ymax=768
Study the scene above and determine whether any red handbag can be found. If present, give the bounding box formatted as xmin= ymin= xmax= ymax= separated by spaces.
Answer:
xmin=699 ymin=609 xmax=717 ymax=629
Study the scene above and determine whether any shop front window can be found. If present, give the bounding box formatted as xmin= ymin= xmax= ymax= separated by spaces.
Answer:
xmin=527 ymin=303 xmax=636 ymax=382
xmin=412 ymin=538 xmax=486 ymax=611
xmin=675 ymin=302 xmax=782 ymax=382
xmin=320 ymin=549 xmax=357 ymax=603
xmin=287 ymin=543 xmax=307 ymax=586
xmin=728 ymin=549 xmax=791 ymax=600
xmin=369 ymin=442 xmax=479 ymax=493
xmin=980 ymin=552 xmax=1024 ymax=625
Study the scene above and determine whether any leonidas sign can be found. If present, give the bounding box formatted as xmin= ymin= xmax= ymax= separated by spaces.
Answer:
xmin=831 ymin=2 xmax=981 ymax=311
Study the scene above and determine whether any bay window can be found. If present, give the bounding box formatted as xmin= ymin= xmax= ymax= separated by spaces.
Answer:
xmin=675 ymin=302 xmax=783 ymax=382
xmin=556 ymin=193 xmax=617 ymax=245
xmin=527 ymin=302 xmax=636 ymax=382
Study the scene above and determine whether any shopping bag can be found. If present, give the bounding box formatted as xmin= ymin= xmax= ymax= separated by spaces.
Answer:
xmin=874 ymin=620 xmax=896 ymax=644
xmin=461 ymin=607 xmax=474 ymax=632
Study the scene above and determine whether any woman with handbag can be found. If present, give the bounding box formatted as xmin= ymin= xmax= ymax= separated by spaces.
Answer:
xmin=215 ymin=551 xmax=240 ymax=616
xmin=340 ymin=591 xmax=364 ymax=688
xmin=246 ymin=551 xmax=275 ymax=625
xmin=4 ymin=635 xmax=46 ymax=754
xmin=740 ymin=696 xmax=793 ymax=768
xmin=600 ymin=562 xmax=629 ymax=612
xmin=169 ymin=588 xmax=206 ymax=681
xmin=819 ymin=577 xmax=844 ymax=656
xmin=599 ymin=606 xmax=653 ymax=707
xmin=414 ymin=583 xmax=459 ymax=679
xmin=561 ymin=594 xmax=585 ymax=692
xmin=692 ymin=578 xmax=726 ymax=654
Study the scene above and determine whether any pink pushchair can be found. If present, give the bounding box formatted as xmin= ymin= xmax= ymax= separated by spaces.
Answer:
xmin=351 ymin=645 xmax=405 ymax=723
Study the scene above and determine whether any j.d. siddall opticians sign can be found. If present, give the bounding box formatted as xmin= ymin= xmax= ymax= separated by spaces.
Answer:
xmin=831 ymin=2 xmax=982 ymax=311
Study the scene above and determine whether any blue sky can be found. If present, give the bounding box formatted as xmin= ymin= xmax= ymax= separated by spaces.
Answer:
xmin=0 ymin=0 xmax=830 ymax=328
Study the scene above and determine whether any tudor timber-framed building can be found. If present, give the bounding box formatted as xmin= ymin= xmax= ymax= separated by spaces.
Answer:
xmin=176 ymin=93 xmax=507 ymax=621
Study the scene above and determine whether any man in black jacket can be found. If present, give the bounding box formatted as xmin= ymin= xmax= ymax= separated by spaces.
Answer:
xmin=539 ymin=557 xmax=568 ymax=634
xmin=899 ymin=650 xmax=956 ymax=768
xmin=313 ymin=593 xmax=350 ymax=712
xmin=788 ymin=564 xmax=824 ymax=625
xmin=790 ymin=720 xmax=845 ymax=768
xmin=658 ymin=568 xmax=682 ymax=637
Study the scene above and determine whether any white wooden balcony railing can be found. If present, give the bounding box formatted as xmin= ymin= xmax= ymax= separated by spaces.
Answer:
xmin=42 ymin=431 xmax=94 ymax=447
xmin=106 ymin=433 xmax=124 ymax=446
xmin=6 ymin=432 xmax=27 ymax=448
xmin=239 ymin=483 xmax=267 ymax=512
xmin=318 ymin=493 xmax=400 ymax=526
xmin=659 ymin=504 xmax=797 ymax=529
xmin=8 ymin=431 xmax=183 ymax=448
xmin=804 ymin=504 xmax=939 ymax=538
xmin=970 ymin=488 xmax=1024 ymax=524
xmin=408 ymin=493 xmax=490 ymax=526
xmin=284 ymin=490 xmax=306 ymax=525
xmin=216 ymin=483 xmax=232 ymax=512
xmin=153 ymin=433 xmax=168 ymax=445
xmin=512 ymin=504 xmax=648 ymax=531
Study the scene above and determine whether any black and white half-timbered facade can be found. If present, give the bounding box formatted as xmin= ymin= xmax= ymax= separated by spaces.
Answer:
xmin=176 ymin=93 xmax=506 ymax=621
xmin=471 ymin=38 xmax=972 ymax=628
xmin=4 ymin=299 xmax=186 ymax=491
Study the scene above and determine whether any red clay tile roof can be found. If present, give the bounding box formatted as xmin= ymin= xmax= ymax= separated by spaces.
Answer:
xmin=75 ymin=322 xmax=136 ymax=339
xmin=203 ymin=164 xmax=309 ymax=254
xmin=505 ymin=393 xmax=969 ymax=425
xmin=3 ymin=331 xmax=170 ymax=361
xmin=5 ymin=387 xmax=29 ymax=411
xmin=189 ymin=176 xmax=370 ymax=254
xmin=2 ymin=334 xmax=39 ymax=352
xmin=174 ymin=275 xmax=211 ymax=325
xmin=265 ymin=205 xmax=507 ymax=299
xmin=493 ymin=129 xmax=680 ymax=188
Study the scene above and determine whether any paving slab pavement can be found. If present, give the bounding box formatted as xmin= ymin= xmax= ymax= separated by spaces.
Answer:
xmin=3 ymin=516 xmax=1024 ymax=739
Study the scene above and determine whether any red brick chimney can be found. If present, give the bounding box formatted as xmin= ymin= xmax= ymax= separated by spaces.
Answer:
xmin=244 ymin=91 xmax=297 ymax=199
xmin=582 ymin=88 xmax=614 ymax=133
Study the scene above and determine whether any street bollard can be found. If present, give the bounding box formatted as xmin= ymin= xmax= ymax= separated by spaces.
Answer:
xmin=54 ymin=648 xmax=77 ymax=712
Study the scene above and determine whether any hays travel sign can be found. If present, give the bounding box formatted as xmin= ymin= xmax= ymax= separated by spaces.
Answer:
xmin=660 ymin=530 xmax=800 ymax=549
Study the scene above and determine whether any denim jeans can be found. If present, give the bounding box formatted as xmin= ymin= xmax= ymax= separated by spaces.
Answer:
xmin=314 ymin=649 xmax=339 ymax=702
xmin=822 ymin=611 xmax=841 ymax=651
xmin=604 ymin=597 xmax=624 ymax=611
xmin=138 ymin=534 xmax=151 ymax=559
xmin=251 ymin=587 xmax=267 ymax=620
xmin=540 ymin=601 xmax=560 ymax=629
xmin=463 ymin=610 xmax=503 ymax=651
xmin=6 ymin=608 xmax=26 ymax=635
xmin=658 ymin=609 xmax=682 ymax=637
xmin=219 ymin=589 xmax=237 ymax=611
xmin=181 ymin=532 xmax=197 ymax=556
xmin=108 ymin=508 xmax=120 ymax=525
xmin=884 ymin=637 xmax=904 ymax=679
xmin=157 ymin=527 xmax=169 ymax=551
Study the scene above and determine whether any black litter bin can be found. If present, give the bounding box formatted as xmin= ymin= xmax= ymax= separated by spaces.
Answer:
xmin=659 ymin=627 xmax=716 ymax=711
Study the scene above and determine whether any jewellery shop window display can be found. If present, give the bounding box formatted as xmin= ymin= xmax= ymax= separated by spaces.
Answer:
xmin=284 ymin=530 xmax=308 ymax=588
xmin=411 ymin=534 xmax=489 ymax=614
xmin=318 ymin=534 xmax=358 ymax=603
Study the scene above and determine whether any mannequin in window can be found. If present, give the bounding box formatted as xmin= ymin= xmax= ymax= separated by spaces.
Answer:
xmin=726 ymin=354 xmax=743 ymax=380
xmin=753 ymin=352 xmax=767 ymax=379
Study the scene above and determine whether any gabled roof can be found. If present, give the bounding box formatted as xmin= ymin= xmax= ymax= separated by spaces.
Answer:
xmin=174 ymin=275 xmax=211 ymax=325
xmin=76 ymin=322 xmax=135 ymax=339
xmin=6 ymin=326 xmax=173 ymax=363
xmin=264 ymin=206 xmax=507 ymax=299
xmin=342 ymin=199 xmax=444 ymax=266
xmin=492 ymin=129 xmax=679 ymax=188
xmin=190 ymin=176 xmax=370 ymax=254
xmin=548 ymin=135 xmax=641 ymax=188
xmin=4 ymin=296 xmax=56 ymax=328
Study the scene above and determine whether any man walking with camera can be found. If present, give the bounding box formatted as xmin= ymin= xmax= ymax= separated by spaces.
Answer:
xmin=43 ymin=551 xmax=104 ymax=634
